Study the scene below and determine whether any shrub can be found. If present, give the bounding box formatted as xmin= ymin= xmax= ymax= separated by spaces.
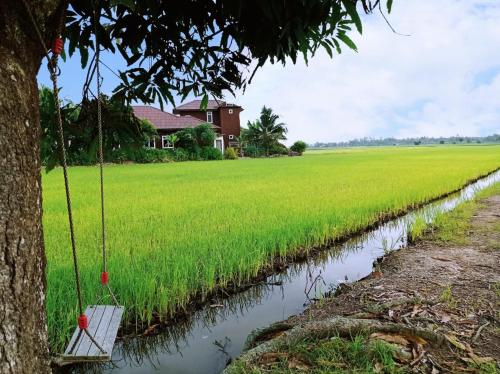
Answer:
xmin=173 ymin=148 xmax=190 ymax=162
xmin=66 ymin=149 xmax=94 ymax=166
xmin=269 ymin=143 xmax=288 ymax=155
xmin=224 ymin=147 xmax=238 ymax=160
xmin=195 ymin=123 xmax=216 ymax=146
xmin=131 ymin=148 xmax=172 ymax=163
xmin=243 ymin=145 xmax=263 ymax=158
xmin=106 ymin=149 xmax=129 ymax=163
xmin=176 ymin=128 xmax=197 ymax=150
xmin=188 ymin=144 xmax=203 ymax=160
xmin=290 ymin=140 xmax=307 ymax=155
xmin=200 ymin=146 xmax=223 ymax=160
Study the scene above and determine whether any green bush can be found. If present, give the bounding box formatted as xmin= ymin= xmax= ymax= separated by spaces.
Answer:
xmin=176 ymin=128 xmax=198 ymax=150
xmin=269 ymin=143 xmax=288 ymax=155
xmin=130 ymin=148 xmax=172 ymax=163
xmin=200 ymin=146 xmax=223 ymax=160
xmin=106 ymin=149 xmax=129 ymax=163
xmin=66 ymin=149 xmax=94 ymax=166
xmin=173 ymin=148 xmax=190 ymax=162
xmin=224 ymin=147 xmax=238 ymax=160
xmin=243 ymin=145 xmax=263 ymax=158
xmin=195 ymin=123 xmax=216 ymax=146
xmin=290 ymin=140 xmax=307 ymax=155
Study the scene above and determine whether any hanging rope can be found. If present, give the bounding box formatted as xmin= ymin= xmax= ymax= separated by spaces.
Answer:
xmin=50 ymin=64 xmax=93 ymax=332
xmin=93 ymin=7 xmax=119 ymax=306
xmin=94 ymin=7 xmax=107 ymax=280
xmin=20 ymin=0 xmax=106 ymax=354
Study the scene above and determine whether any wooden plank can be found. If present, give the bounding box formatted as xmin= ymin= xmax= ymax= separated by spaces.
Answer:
xmin=98 ymin=306 xmax=123 ymax=356
xmin=60 ymin=304 xmax=123 ymax=364
xmin=86 ymin=305 xmax=113 ymax=356
xmin=63 ymin=305 xmax=99 ymax=356
xmin=74 ymin=305 xmax=106 ymax=357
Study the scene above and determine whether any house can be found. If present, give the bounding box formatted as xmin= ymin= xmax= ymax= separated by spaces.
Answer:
xmin=132 ymin=99 xmax=243 ymax=152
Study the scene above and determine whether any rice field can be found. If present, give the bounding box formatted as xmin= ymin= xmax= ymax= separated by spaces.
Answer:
xmin=43 ymin=145 xmax=500 ymax=350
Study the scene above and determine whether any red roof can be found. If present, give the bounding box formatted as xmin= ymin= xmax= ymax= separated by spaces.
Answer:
xmin=175 ymin=99 xmax=241 ymax=111
xmin=132 ymin=106 xmax=218 ymax=130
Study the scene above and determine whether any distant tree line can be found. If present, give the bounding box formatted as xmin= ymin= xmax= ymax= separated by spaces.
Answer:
xmin=311 ymin=134 xmax=500 ymax=148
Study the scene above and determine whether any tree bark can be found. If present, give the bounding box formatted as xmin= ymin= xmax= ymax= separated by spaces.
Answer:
xmin=0 ymin=1 xmax=62 ymax=373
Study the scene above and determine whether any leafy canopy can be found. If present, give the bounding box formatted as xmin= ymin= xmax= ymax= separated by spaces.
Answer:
xmin=64 ymin=0 xmax=390 ymax=109
xmin=39 ymin=87 xmax=155 ymax=170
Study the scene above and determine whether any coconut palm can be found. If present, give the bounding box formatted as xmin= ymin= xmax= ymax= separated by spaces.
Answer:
xmin=244 ymin=106 xmax=288 ymax=155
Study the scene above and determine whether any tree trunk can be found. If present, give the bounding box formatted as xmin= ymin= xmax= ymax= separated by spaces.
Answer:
xmin=0 ymin=1 xmax=62 ymax=373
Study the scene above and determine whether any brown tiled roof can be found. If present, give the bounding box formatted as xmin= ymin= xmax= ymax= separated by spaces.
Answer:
xmin=175 ymin=99 xmax=242 ymax=111
xmin=132 ymin=106 xmax=219 ymax=130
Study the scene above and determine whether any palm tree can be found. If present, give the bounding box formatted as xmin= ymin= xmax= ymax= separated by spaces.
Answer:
xmin=165 ymin=134 xmax=179 ymax=149
xmin=244 ymin=106 xmax=288 ymax=156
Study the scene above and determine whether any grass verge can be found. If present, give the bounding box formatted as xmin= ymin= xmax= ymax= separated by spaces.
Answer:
xmin=409 ymin=182 xmax=500 ymax=245
xmin=230 ymin=335 xmax=401 ymax=374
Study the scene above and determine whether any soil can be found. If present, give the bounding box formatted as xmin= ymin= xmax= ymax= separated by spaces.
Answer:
xmin=235 ymin=194 xmax=500 ymax=373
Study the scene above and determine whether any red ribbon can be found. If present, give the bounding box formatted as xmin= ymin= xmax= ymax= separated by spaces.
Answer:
xmin=78 ymin=314 xmax=88 ymax=330
xmin=52 ymin=38 xmax=63 ymax=55
xmin=101 ymin=271 xmax=109 ymax=285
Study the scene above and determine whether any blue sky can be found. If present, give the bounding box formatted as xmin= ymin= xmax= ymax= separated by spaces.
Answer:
xmin=37 ymin=0 xmax=500 ymax=144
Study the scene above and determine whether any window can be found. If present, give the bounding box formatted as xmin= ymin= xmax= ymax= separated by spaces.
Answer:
xmin=161 ymin=135 xmax=173 ymax=149
xmin=145 ymin=138 xmax=156 ymax=148
xmin=207 ymin=111 xmax=213 ymax=123
xmin=228 ymin=109 xmax=233 ymax=114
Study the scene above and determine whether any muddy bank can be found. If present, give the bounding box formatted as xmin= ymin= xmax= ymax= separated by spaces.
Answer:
xmin=227 ymin=191 xmax=500 ymax=373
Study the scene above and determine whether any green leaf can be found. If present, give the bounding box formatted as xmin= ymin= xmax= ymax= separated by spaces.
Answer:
xmin=110 ymin=0 xmax=135 ymax=9
xmin=80 ymin=47 xmax=89 ymax=68
xmin=45 ymin=155 xmax=58 ymax=173
xmin=337 ymin=32 xmax=357 ymax=52
xmin=61 ymin=47 xmax=67 ymax=62
xmin=332 ymin=38 xmax=342 ymax=54
xmin=200 ymin=94 xmax=208 ymax=110
xmin=321 ymin=41 xmax=333 ymax=58
xmin=387 ymin=0 xmax=394 ymax=13
xmin=342 ymin=0 xmax=362 ymax=34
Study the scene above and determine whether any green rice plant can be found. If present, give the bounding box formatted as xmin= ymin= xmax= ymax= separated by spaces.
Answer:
xmin=440 ymin=285 xmax=458 ymax=308
xmin=407 ymin=215 xmax=428 ymax=243
xmin=42 ymin=145 xmax=500 ymax=350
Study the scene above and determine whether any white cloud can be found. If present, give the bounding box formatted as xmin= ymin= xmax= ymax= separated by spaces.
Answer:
xmin=237 ymin=0 xmax=500 ymax=144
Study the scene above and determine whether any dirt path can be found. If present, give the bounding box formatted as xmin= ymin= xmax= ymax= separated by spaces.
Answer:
xmin=227 ymin=193 xmax=500 ymax=373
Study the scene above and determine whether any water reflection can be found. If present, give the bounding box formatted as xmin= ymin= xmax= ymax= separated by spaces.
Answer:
xmin=64 ymin=171 xmax=500 ymax=374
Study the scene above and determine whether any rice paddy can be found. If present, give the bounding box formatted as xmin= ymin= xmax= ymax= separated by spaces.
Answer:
xmin=43 ymin=145 xmax=500 ymax=351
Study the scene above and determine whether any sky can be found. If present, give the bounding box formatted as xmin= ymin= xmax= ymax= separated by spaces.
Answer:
xmin=37 ymin=0 xmax=500 ymax=145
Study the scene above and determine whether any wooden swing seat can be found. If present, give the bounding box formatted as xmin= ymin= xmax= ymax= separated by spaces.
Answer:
xmin=59 ymin=305 xmax=123 ymax=365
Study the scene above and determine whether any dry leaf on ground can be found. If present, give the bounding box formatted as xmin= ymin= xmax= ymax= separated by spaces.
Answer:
xmin=287 ymin=356 xmax=310 ymax=370
xmin=370 ymin=332 xmax=410 ymax=346
xmin=444 ymin=334 xmax=467 ymax=351
xmin=259 ymin=352 xmax=288 ymax=366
